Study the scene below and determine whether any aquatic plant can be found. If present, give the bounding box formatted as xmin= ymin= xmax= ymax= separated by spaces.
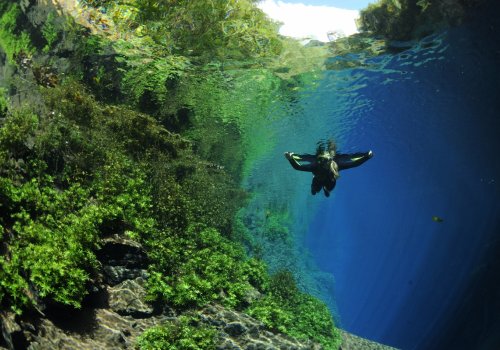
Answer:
xmin=0 ymin=88 xmax=7 ymax=117
xmin=0 ymin=72 xmax=258 ymax=314
xmin=0 ymin=92 xmax=159 ymax=311
xmin=0 ymin=177 xmax=101 ymax=311
xmin=134 ymin=0 xmax=282 ymax=59
xmin=118 ymin=52 xmax=192 ymax=110
xmin=136 ymin=314 xmax=218 ymax=350
xmin=0 ymin=3 xmax=34 ymax=62
xmin=41 ymin=12 xmax=59 ymax=53
xmin=145 ymin=225 xmax=268 ymax=308
xmin=247 ymin=270 xmax=341 ymax=349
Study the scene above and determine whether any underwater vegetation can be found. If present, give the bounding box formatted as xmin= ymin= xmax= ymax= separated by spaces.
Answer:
xmin=0 ymin=0 xmax=342 ymax=348
xmin=247 ymin=270 xmax=341 ymax=349
xmin=137 ymin=314 xmax=219 ymax=350
xmin=1 ymin=0 xmax=483 ymax=347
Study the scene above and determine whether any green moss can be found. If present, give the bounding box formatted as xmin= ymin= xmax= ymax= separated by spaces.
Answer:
xmin=0 ymin=88 xmax=7 ymax=117
xmin=145 ymin=225 xmax=267 ymax=308
xmin=247 ymin=270 xmax=341 ymax=350
xmin=0 ymin=176 xmax=100 ymax=310
xmin=0 ymin=83 xmax=171 ymax=312
xmin=41 ymin=11 xmax=59 ymax=53
xmin=118 ymin=51 xmax=192 ymax=109
xmin=137 ymin=314 xmax=219 ymax=350
xmin=0 ymin=3 xmax=35 ymax=62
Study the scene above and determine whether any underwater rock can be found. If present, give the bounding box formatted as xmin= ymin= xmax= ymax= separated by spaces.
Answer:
xmin=107 ymin=278 xmax=154 ymax=318
xmin=339 ymin=329 xmax=399 ymax=350
xmin=98 ymin=235 xmax=148 ymax=268
xmin=23 ymin=309 xmax=170 ymax=350
xmin=98 ymin=235 xmax=149 ymax=286
xmin=200 ymin=304 xmax=321 ymax=350
xmin=0 ymin=237 xmax=166 ymax=350
xmin=1 ymin=231 xmax=327 ymax=350
xmin=224 ymin=322 xmax=248 ymax=337
xmin=0 ymin=312 xmax=22 ymax=350
xmin=102 ymin=265 xmax=148 ymax=286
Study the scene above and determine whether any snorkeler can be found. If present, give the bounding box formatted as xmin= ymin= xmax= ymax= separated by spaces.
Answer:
xmin=284 ymin=140 xmax=373 ymax=197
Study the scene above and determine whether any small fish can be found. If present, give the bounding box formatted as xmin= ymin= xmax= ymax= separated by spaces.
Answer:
xmin=432 ymin=216 xmax=443 ymax=223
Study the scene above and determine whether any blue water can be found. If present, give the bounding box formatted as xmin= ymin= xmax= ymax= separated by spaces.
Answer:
xmin=305 ymin=6 xmax=500 ymax=349
xmin=242 ymin=2 xmax=500 ymax=349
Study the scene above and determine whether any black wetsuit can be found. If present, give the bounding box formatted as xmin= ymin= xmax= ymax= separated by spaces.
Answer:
xmin=286 ymin=151 xmax=372 ymax=197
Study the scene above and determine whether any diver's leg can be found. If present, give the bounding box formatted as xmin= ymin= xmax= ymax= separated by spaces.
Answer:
xmin=323 ymin=180 xmax=336 ymax=197
xmin=311 ymin=176 xmax=322 ymax=195
xmin=336 ymin=151 xmax=373 ymax=170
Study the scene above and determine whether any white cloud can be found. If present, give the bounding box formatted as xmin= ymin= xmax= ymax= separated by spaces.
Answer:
xmin=258 ymin=0 xmax=360 ymax=42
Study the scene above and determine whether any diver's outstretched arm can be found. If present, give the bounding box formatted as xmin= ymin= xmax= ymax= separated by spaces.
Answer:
xmin=284 ymin=152 xmax=316 ymax=172
xmin=335 ymin=151 xmax=373 ymax=170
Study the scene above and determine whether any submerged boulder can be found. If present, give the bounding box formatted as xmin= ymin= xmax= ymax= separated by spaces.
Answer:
xmin=200 ymin=304 xmax=321 ymax=350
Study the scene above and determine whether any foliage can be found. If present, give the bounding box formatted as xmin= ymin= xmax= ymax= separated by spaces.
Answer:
xmin=80 ymin=0 xmax=282 ymax=60
xmin=0 ymin=3 xmax=35 ymax=61
xmin=357 ymin=0 xmax=486 ymax=40
xmin=0 ymin=84 xmax=144 ymax=310
xmin=127 ymin=0 xmax=282 ymax=59
xmin=269 ymin=38 xmax=328 ymax=80
xmin=247 ymin=270 xmax=341 ymax=350
xmin=0 ymin=88 xmax=7 ymax=117
xmin=0 ymin=77 xmax=253 ymax=314
xmin=263 ymin=210 xmax=292 ymax=242
xmin=146 ymin=147 xmax=245 ymax=238
xmin=357 ymin=0 xmax=418 ymax=40
xmin=0 ymin=177 xmax=100 ymax=311
xmin=41 ymin=12 xmax=59 ymax=53
xmin=117 ymin=51 xmax=191 ymax=109
xmin=136 ymin=314 xmax=218 ymax=350
xmin=0 ymin=92 xmax=161 ymax=311
xmin=146 ymin=225 xmax=268 ymax=308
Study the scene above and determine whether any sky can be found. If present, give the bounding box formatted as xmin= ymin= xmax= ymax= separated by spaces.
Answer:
xmin=257 ymin=0 xmax=374 ymax=42
xmin=270 ymin=0 xmax=375 ymax=10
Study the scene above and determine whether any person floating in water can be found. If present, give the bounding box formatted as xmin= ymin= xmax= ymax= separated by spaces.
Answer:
xmin=284 ymin=140 xmax=373 ymax=197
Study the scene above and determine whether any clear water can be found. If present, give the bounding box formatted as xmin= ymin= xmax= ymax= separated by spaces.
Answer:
xmin=239 ymin=2 xmax=500 ymax=349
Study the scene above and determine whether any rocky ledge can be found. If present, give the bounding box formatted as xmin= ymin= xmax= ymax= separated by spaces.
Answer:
xmin=200 ymin=304 xmax=320 ymax=350
xmin=339 ymin=330 xmax=399 ymax=350
xmin=1 ymin=235 xmax=399 ymax=350
xmin=0 ymin=235 xmax=324 ymax=350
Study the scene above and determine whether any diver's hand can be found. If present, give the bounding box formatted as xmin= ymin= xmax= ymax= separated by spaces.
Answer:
xmin=368 ymin=150 xmax=373 ymax=158
xmin=284 ymin=152 xmax=294 ymax=160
